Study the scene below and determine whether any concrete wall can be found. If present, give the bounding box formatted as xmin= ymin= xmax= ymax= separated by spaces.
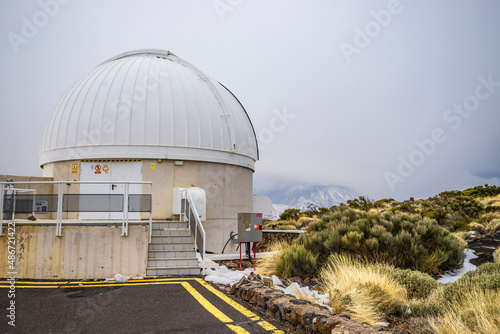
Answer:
xmin=51 ymin=161 xmax=81 ymax=219
xmin=141 ymin=159 xmax=253 ymax=253
xmin=0 ymin=223 xmax=148 ymax=279
xmin=40 ymin=159 xmax=254 ymax=254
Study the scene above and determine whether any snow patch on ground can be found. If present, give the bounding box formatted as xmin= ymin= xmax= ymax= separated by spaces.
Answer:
xmin=437 ymin=249 xmax=478 ymax=284
xmin=204 ymin=265 xmax=254 ymax=286
xmin=204 ymin=266 xmax=330 ymax=307
xmin=103 ymin=273 xmax=131 ymax=283
xmin=271 ymin=275 xmax=283 ymax=286
xmin=277 ymin=282 xmax=330 ymax=306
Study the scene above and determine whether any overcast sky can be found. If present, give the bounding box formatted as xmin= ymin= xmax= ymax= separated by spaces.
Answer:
xmin=1 ymin=0 xmax=499 ymax=201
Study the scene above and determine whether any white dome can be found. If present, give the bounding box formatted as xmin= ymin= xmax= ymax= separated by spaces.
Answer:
xmin=39 ymin=49 xmax=259 ymax=170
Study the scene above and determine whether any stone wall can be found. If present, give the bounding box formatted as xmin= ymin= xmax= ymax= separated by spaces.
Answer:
xmin=229 ymin=275 xmax=384 ymax=334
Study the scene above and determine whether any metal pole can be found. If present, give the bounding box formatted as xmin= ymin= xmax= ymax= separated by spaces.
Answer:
xmin=12 ymin=190 xmax=16 ymax=221
xmin=149 ymin=184 xmax=153 ymax=243
xmin=0 ymin=183 xmax=4 ymax=236
xmin=202 ymin=234 xmax=206 ymax=275
xmin=122 ymin=183 xmax=129 ymax=237
xmin=56 ymin=182 xmax=64 ymax=236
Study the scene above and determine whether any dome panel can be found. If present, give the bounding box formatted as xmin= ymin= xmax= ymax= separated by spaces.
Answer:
xmin=39 ymin=49 xmax=259 ymax=170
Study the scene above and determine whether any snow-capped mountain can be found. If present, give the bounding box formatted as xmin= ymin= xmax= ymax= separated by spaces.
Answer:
xmin=268 ymin=185 xmax=360 ymax=219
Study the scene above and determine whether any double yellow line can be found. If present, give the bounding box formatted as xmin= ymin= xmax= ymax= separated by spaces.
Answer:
xmin=0 ymin=278 xmax=284 ymax=334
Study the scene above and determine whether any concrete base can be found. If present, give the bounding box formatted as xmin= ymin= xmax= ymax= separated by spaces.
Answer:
xmin=0 ymin=221 xmax=148 ymax=279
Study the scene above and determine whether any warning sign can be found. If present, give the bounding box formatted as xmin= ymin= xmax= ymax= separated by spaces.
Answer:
xmin=150 ymin=163 xmax=156 ymax=171
xmin=71 ymin=164 xmax=78 ymax=174
xmin=103 ymin=164 xmax=109 ymax=174
xmin=95 ymin=164 xmax=102 ymax=174
xmin=35 ymin=200 xmax=49 ymax=213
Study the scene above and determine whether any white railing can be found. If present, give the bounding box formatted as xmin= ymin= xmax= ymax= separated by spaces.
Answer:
xmin=180 ymin=189 xmax=206 ymax=275
xmin=0 ymin=181 xmax=153 ymax=241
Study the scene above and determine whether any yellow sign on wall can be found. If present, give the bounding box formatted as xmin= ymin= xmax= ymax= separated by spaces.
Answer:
xmin=150 ymin=163 xmax=156 ymax=171
xmin=71 ymin=164 xmax=78 ymax=174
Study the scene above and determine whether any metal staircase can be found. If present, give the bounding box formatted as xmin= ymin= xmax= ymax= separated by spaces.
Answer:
xmin=146 ymin=221 xmax=200 ymax=276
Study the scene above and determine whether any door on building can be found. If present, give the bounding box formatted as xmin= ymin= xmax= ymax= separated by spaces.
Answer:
xmin=80 ymin=162 xmax=143 ymax=220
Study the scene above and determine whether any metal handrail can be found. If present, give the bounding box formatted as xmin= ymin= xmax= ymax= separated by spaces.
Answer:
xmin=0 ymin=181 xmax=153 ymax=241
xmin=180 ymin=189 xmax=206 ymax=275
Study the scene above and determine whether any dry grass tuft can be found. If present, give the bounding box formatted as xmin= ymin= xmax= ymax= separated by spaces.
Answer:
xmin=428 ymin=289 xmax=500 ymax=334
xmin=255 ymin=240 xmax=289 ymax=277
xmin=320 ymin=253 xmax=408 ymax=325
xmin=288 ymin=283 xmax=321 ymax=304
xmin=489 ymin=219 xmax=500 ymax=233
xmin=478 ymin=194 xmax=500 ymax=207
xmin=494 ymin=247 xmax=500 ymax=264
xmin=469 ymin=222 xmax=488 ymax=234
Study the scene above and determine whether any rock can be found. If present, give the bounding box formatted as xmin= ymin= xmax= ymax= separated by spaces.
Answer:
xmin=263 ymin=277 xmax=274 ymax=288
xmin=317 ymin=317 xmax=341 ymax=333
xmin=230 ymin=276 xmax=250 ymax=295
xmin=290 ymin=310 xmax=298 ymax=326
xmin=248 ymin=271 xmax=261 ymax=281
xmin=290 ymin=299 xmax=310 ymax=305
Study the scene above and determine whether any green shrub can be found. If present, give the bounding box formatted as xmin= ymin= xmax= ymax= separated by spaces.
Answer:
xmin=489 ymin=219 xmax=500 ymax=233
xmin=462 ymin=184 xmax=500 ymax=197
xmin=373 ymin=198 xmax=396 ymax=208
xmin=275 ymin=224 xmax=297 ymax=230
xmin=386 ymin=268 xmax=439 ymax=300
xmin=277 ymin=244 xmax=317 ymax=278
xmin=469 ymin=222 xmax=487 ymax=234
xmin=451 ymin=220 xmax=468 ymax=231
xmin=280 ymin=208 xmax=301 ymax=221
xmin=300 ymin=209 xmax=465 ymax=275
xmin=462 ymin=262 xmax=500 ymax=278
xmin=347 ymin=196 xmax=374 ymax=211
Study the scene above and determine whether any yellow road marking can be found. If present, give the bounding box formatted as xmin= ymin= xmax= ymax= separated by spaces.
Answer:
xmin=0 ymin=285 xmax=59 ymax=288
xmin=196 ymin=278 xmax=284 ymax=333
xmin=181 ymin=282 xmax=233 ymax=323
xmin=0 ymin=277 xmax=283 ymax=333
xmin=0 ymin=277 xmax=198 ymax=285
xmin=0 ymin=282 xmax=181 ymax=289
xmin=226 ymin=324 xmax=251 ymax=334
xmin=180 ymin=282 xmax=251 ymax=334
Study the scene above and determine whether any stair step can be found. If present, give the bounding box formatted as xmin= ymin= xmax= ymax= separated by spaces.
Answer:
xmin=152 ymin=221 xmax=187 ymax=229
xmin=146 ymin=266 xmax=200 ymax=276
xmin=151 ymin=228 xmax=190 ymax=237
xmin=148 ymin=250 xmax=197 ymax=258
xmin=151 ymin=235 xmax=192 ymax=243
xmin=147 ymin=257 xmax=198 ymax=267
xmin=149 ymin=243 xmax=195 ymax=251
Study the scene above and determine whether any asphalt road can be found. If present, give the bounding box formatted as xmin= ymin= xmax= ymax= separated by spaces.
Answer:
xmin=0 ymin=278 xmax=286 ymax=334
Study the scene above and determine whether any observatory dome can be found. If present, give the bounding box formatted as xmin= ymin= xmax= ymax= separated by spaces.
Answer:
xmin=39 ymin=49 xmax=259 ymax=170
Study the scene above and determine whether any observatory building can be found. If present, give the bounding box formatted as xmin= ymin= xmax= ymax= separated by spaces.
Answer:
xmin=0 ymin=49 xmax=261 ymax=278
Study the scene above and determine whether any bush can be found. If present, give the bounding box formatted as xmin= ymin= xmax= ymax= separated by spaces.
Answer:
xmin=347 ymin=196 xmax=374 ymax=211
xmin=280 ymin=208 xmax=301 ymax=221
xmin=386 ymin=268 xmax=439 ymax=300
xmin=275 ymin=224 xmax=297 ymax=230
xmin=469 ymin=222 xmax=487 ymax=234
xmin=256 ymin=240 xmax=289 ymax=277
xmin=428 ymin=289 xmax=500 ymax=334
xmin=489 ymin=219 xmax=500 ymax=233
xmin=411 ymin=263 xmax=500 ymax=318
xmin=462 ymin=263 xmax=500 ymax=278
xmin=320 ymin=253 xmax=407 ymax=325
xmin=276 ymin=244 xmax=317 ymax=278
xmin=301 ymin=209 xmax=466 ymax=275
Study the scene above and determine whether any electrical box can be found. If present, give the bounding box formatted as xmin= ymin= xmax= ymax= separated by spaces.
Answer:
xmin=238 ymin=213 xmax=263 ymax=242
